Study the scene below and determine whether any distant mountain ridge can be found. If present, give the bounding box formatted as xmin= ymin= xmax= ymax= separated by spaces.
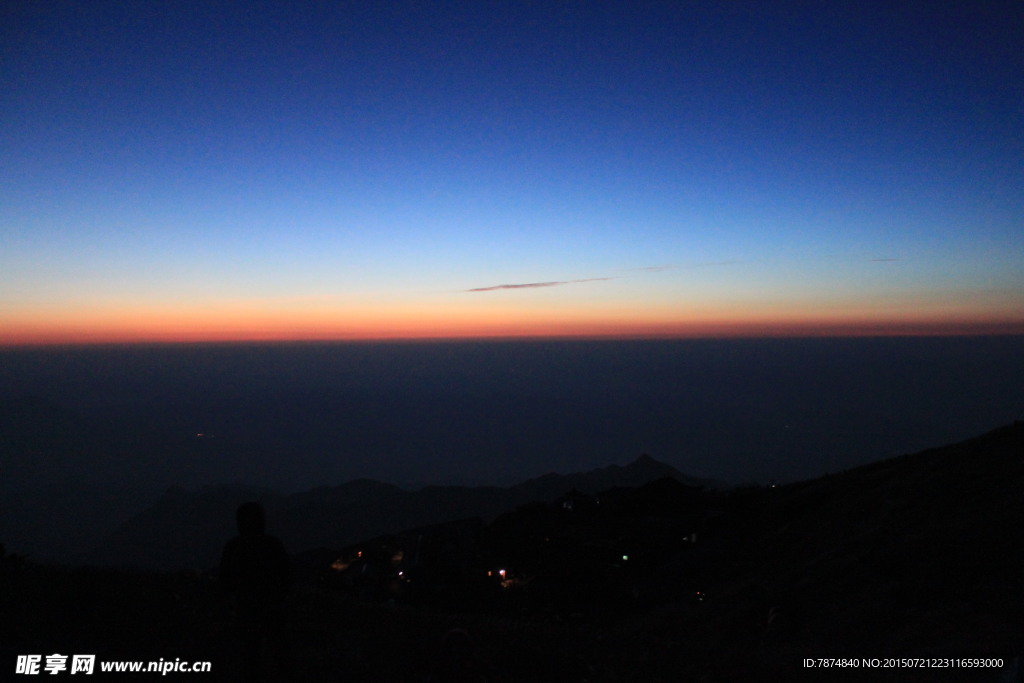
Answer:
xmin=12 ymin=421 xmax=1024 ymax=680
xmin=507 ymin=453 xmax=717 ymax=500
xmin=85 ymin=454 xmax=713 ymax=571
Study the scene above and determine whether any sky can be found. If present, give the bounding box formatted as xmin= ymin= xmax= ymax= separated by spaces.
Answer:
xmin=2 ymin=1 xmax=1022 ymax=345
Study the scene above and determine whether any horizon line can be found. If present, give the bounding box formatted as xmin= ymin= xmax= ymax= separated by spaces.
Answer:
xmin=3 ymin=325 xmax=1023 ymax=349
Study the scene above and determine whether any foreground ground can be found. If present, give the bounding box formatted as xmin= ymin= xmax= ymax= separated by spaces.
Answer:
xmin=3 ymin=422 xmax=1022 ymax=681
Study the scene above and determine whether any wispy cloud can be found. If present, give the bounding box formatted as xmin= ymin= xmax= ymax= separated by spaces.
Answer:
xmin=464 ymin=260 xmax=742 ymax=293
xmin=465 ymin=278 xmax=614 ymax=292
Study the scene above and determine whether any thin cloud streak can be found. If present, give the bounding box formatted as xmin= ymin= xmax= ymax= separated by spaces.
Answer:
xmin=465 ymin=278 xmax=614 ymax=293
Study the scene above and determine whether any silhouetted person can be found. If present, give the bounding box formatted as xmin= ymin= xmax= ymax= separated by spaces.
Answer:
xmin=425 ymin=628 xmax=496 ymax=683
xmin=220 ymin=502 xmax=291 ymax=681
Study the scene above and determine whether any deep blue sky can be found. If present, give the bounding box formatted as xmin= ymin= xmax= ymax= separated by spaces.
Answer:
xmin=3 ymin=1 xmax=1022 ymax=342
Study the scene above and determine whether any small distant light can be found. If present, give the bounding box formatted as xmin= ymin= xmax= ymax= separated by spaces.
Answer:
xmin=621 ymin=555 xmax=629 ymax=562
xmin=499 ymin=569 xmax=506 ymax=578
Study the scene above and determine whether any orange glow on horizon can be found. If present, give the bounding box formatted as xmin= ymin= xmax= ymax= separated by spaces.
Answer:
xmin=3 ymin=305 xmax=1022 ymax=347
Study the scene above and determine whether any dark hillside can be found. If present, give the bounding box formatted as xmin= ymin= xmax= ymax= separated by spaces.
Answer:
xmin=85 ymin=454 xmax=710 ymax=571
xmin=3 ymin=423 xmax=1021 ymax=681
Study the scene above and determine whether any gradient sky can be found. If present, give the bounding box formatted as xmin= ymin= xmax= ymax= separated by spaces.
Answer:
xmin=3 ymin=1 xmax=1022 ymax=344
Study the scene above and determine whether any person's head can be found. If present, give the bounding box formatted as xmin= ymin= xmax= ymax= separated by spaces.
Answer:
xmin=236 ymin=501 xmax=266 ymax=537
xmin=442 ymin=628 xmax=475 ymax=663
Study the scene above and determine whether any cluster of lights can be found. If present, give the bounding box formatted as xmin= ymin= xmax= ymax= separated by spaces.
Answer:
xmin=487 ymin=568 xmax=516 ymax=589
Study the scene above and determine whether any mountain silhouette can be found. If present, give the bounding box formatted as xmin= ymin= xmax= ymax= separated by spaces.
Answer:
xmin=85 ymin=455 xmax=712 ymax=571
xmin=7 ymin=421 xmax=1021 ymax=681
xmin=509 ymin=452 xmax=715 ymax=501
